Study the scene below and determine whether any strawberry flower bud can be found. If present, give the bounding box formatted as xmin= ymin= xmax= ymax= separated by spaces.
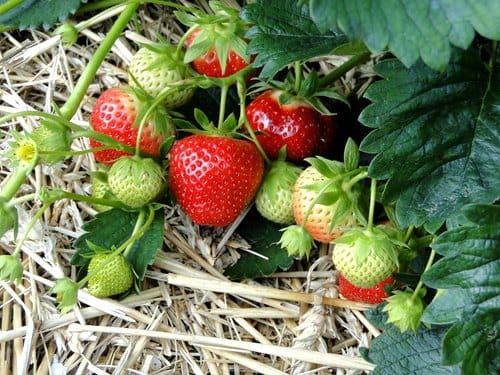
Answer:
xmin=31 ymin=120 xmax=72 ymax=165
xmin=50 ymin=278 xmax=79 ymax=314
xmin=383 ymin=289 xmax=426 ymax=332
xmin=0 ymin=255 xmax=24 ymax=284
xmin=278 ymin=225 xmax=315 ymax=257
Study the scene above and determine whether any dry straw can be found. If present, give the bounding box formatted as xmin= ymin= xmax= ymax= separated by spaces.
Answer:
xmin=0 ymin=1 xmax=378 ymax=373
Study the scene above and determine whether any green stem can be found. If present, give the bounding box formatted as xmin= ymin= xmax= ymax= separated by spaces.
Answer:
xmin=411 ymin=249 xmax=436 ymax=302
xmin=77 ymin=0 xmax=128 ymax=14
xmin=0 ymin=163 xmax=36 ymax=201
xmin=76 ymin=205 xmax=155 ymax=287
xmin=60 ymin=1 xmax=140 ymax=120
xmin=9 ymin=194 xmax=36 ymax=206
xmin=293 ymin=61 xmax=302 ymax=94
xmin=50 ymin=190 xmax=127 ymax=210
xmin=217 ymin=84 xmax=229 ymax=129
xmin=403 ymin=225 xmax=415 ymax=243
xmin=367 ymin=178 xmax=377 ymax=231
xmin=236 ymin=79 xmax=270 ymax=164
xmin=318 ymin=51 xmax=371 ymax=88
xmin=0 ymin=0 xmax=22 ymax=14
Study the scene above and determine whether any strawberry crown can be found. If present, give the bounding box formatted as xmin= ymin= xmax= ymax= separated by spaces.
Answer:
xmin=249 ymin=70 xmax=349 ymax=115
xmin=175 ymin=1 xmax=251 ymax=75
xmin=334 ymin=226 xmax=403 ymax=267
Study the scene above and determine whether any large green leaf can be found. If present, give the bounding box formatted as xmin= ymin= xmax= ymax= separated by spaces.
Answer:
xmin=307 ymin=0 xmax=500 ymax=71
xmin=71 ymin=208 xmax=165 ymax=281
xmin=422 ymin=204 xmax=500 ymax=374
xmin=359 ymin=46 xmax=500 ymax=227
xmin=241 ymin=0 xmax=348 ymax=78
xmin=364 ymin=325 xmax=460 ymax=375
xmin=0 ymin=0 xmax=82 ymax=30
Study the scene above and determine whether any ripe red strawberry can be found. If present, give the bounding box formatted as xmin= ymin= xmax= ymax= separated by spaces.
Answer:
xmin=338 ymin=273 xmax=394 ymax=304
xmin=168 ymin=134 xmax=264 ymax=226
xmin=186 ymin=28 xmax=252 ymax=78
xmin=128 ymin=44 xmax=195 ymax=108
xmin=293 ymin=165 xmax=359 ymax=243
xmin=89 ymin=87 xmax=169 ymax=165
xmin=246 ymin=90 xmax=336 ymax=161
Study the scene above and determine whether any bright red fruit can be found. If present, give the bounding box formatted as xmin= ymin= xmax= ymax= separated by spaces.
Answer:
xmin=90 ymin=87 xmax=165 ymax=165
xmin=168 ymin=134 xmax=264 ymax=226
xmin=246 ymin=90 xmax=336 ymax=161
xmin=338 ymin=273 xmax=394 ymax=304
xmin=187 ymin=29 xmax=252 ymax=78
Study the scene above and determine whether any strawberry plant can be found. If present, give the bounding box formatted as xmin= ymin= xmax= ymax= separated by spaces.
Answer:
xmin=0 ymin=0 xmax=499 ymax=374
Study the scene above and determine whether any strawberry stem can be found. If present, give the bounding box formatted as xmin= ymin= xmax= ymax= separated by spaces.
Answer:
xmin=411 ymin=249 xmax=436 ymax=302
xmin=236 ymin=79 xmax=271 ymax=164
xmin=59 ymin=1 xmax=140 ymax=120
xmin=293 ymin=61 xmax=302 ymax=94
xmin=318 ymin=51 xmax=371 ymax=89
xmin=217 ymin=83 xmax=229 ymax=129
xmin=0 ymin=163 xmax=36 ymax=202
xmin=367 ymin=178 xmax=377 ymax=231
xmin=76 ymin=205 xmax=155 ymax=288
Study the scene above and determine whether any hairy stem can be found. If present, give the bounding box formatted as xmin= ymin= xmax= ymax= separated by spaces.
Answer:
xmin=236 ymin=79 xmax=270 ymax=164
xmin=367 ymin=178 xmax=377 ymax=231
xmin=411 ymin=249 xmax=436 ymax=302
xmin=318 ymin=51 xmax=371 ymax=88
xmin=60 ymin=1 xmax=140 ymax=120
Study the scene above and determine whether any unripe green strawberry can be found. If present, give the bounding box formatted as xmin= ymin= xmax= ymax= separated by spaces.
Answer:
xmin=332 ymin=227 xmax=399 ymax=288
xmin=293 ymin=165 xmax=359 ymax=243
xmin=128 ymin=45 xmax=195 ymax=109
xmin=87 ymin=253 xmax=134 ymax=298
xmin=255 ymin=159 xmax=302 ymax=224
xmin=108 ymin=156 xmax=164 ymax=208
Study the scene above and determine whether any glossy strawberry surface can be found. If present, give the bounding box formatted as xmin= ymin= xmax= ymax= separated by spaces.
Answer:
xmin=90 ymin=87 xmax=165 ymax=165
xmin=168 ymin=134 xmax=264 ymax=226
xmin=246 ymin=90 xmax=336 ymax=161
xmin=338 ymin=273 xmax=394 ymax=304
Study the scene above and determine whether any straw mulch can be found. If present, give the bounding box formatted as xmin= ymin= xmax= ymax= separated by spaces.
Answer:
xmin=0 ymin=2 xmax=378 ymax=374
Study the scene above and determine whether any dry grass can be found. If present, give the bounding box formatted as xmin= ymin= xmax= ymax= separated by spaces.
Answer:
xmin=1 ymin=2 xmax=378 ymax=374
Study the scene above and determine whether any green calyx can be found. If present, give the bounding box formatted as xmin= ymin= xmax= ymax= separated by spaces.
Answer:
xmin=262 ymin=159 xmax=302 ymax=201
xmin=0 ymin=254 xmax=24 ymax=284
xmin=5 ymin=131 xmax=39 ymax=168
xmin=383 ymin=289 xmax=426 ymax=332
xmin=334 ymin=226 xmax=401 ymax=267
xmin=256 ymin=158 xmax=302 ymax=224
xmin=50 ymin=277 xmax=80 ymax=314
xmin=176 ymin=1 xmax=250 ymax=74
xmin=278 ymin=225 xmax=316 ymax=258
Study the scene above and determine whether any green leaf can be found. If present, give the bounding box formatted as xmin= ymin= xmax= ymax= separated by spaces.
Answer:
xmin=364 ymin=325 xmax=461 ymax=375
xmin=241 ymin=0 xmax=348 ymax=78
xmin=225 ymin=209 xmax=294 ymax=280
xmin=307 ymin=0 xmax=500 ymax=71
xmin=359 ymin=47 xmax=500 ymax=227
xmin=0 ymin=0 xmax=83 ymax=30
xmin=71 ymin=208 xmax=164 ymax=281
xmin=421 ymin=204 xmax=500 ymax=373
xmin=442 ymin=318 xmax=500 ymax=375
